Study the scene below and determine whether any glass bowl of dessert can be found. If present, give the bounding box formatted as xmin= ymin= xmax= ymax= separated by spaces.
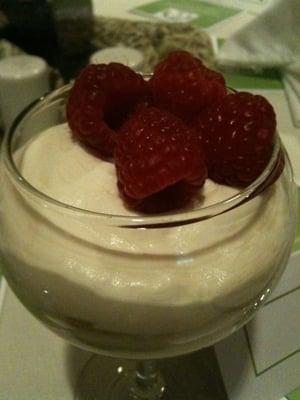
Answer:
xmin=0 ymin=51 xmax=297 ymax=399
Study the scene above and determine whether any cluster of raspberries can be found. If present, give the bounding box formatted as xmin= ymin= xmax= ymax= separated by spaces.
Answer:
xmin=66 ymin=50 xmax=277 ymax=213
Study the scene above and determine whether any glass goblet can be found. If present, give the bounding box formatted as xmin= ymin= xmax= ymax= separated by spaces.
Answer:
xmin=0 ymin=84 xmax=298 ymax=399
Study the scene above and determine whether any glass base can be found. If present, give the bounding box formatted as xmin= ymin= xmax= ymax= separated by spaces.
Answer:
xmin=74 ymin=349 xmax=226 ymax=400
xmin=75 ymin=356 xmax=164 ymax=400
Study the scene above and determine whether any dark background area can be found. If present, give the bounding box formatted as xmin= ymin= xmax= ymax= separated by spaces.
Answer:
xmin=0 ymin=0 xmax=94 ymax=80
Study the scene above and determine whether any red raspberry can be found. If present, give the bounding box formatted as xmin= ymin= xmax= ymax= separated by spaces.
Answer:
xmin=115 ymin=107 xmax=207 ymax=213
xmin=131 ymin=92 xmax=154 ymax=114
xmin=66 ymin=63 xmax=149 ymax=157
xmin=154 ymin=50 xmax=204 ymax=74
xmin=150 ymin=51 xmax=226 ymax=120
xmin=191 ymin=92 xmax=276 ymax=187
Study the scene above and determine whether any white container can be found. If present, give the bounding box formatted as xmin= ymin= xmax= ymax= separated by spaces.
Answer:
xmin=0 ymin=55 xmax=50 ymax=131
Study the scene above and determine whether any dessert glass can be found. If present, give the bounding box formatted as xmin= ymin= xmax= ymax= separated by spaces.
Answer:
xmin=0 ymin=84 xmax=298 ymax=399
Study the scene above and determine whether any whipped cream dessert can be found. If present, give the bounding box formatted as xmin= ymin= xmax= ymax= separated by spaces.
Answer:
xmin=0 ymin=123 xmax=293 ymax=356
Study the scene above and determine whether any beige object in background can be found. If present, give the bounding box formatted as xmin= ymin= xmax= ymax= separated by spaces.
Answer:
xmin=92 ymin=16 xmax=215 ymax=72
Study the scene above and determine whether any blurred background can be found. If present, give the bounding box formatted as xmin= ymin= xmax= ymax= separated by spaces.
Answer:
xmin=0 ymin=1 xmax=298 ymax=157
xmin=0 ymin=0 xmax=220 ymax=80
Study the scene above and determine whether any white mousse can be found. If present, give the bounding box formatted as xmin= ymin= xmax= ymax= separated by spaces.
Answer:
xmin=0 ymin=123 xmax=292 ymax=348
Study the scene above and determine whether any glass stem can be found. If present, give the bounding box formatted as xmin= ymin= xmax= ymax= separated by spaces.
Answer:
xmin=129 ymin=360 xmax=165 ymax=400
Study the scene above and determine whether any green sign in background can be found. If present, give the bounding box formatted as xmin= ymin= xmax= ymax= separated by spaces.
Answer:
xmin=133 ymin=0 xmax=241 ymax=28
xmin=288 ymin=387 xmax=300 ymax=400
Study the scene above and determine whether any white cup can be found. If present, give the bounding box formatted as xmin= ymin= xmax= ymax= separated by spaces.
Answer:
xmin=89 ymin=46 xmax=144 ymax=71
xmin=0 ymin=55 xmax=50 ymax=131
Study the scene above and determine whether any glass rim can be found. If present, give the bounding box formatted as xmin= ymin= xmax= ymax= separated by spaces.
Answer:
xmin=2 ymin=83 xmax=282 ymax=228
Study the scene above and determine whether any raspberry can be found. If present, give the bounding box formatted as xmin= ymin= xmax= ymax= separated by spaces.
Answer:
xmin=150 ymin=51 xmax=226 ymax=120
xmin=132 ymin=92 xmax=154 ymax=114
xmin=66 ymin=63 xmax=149 ymax=157
xmin=191 ymin=92 xmax=276 ymax=187
xmin=115 ymin=107 xmax=207 ymax=213
xmin=154 ymin=50 xmax=204 ymax=74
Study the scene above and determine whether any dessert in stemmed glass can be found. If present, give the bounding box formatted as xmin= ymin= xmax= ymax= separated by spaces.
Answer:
xmin=0 ymin=51 xmax=297 ymax=399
